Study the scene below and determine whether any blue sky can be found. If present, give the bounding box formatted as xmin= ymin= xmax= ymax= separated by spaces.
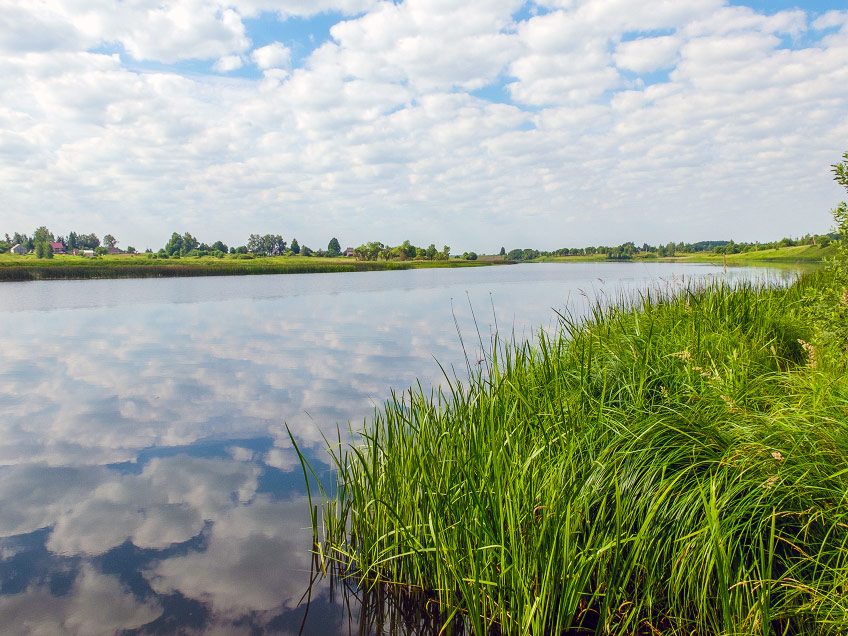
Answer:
xmin=1 ymin=0 xmax=847 ymax=251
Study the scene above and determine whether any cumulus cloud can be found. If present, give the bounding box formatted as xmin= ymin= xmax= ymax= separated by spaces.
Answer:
xmin=214 ymin=53 xmax=245 ymax=72
xmin=614 ymin=35 xmax=681 ymax=73
xmin=251 ymin=42 xmax=291 ymax=69
xmin=0 ymin=0 xmax=846 ymax=251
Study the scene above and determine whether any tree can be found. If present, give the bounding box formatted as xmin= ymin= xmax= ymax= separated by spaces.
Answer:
xmin=66 ymin=232 xmax=78 ymax=250
xmin=832 ymin=151 xmax=848 ymax=270
xmin=290 ymin=238 xmax=300 ymax=255
xmin=181 ymin=232 xmax=199 ymax=254
xmin=442 ymin=245 xmax=450 ymax=260
xmin=165 ymin=232 xmax=183 ymax=256
xmin=328 ymin=237 xmax=341 ymax=256
xmin=103 ymin=234 xmax=118 ymax=249
xmin=499 ymin=246 xmax=506 ymax=256
xmin=33 ymin=226 xmax=54 ymax=245
xmin=247 ymin=234 xmax=286 ymax=255
xmin=268 ymin=234 xmax=287 ymax=255
xmin=211 ymin=240 xmax=228 ymax=253
xmin=77 ymin=233 xmax=100 ymax=249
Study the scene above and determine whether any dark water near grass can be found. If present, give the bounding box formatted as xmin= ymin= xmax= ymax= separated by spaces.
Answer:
xmin=0 ymin=263 xmax=796 ymax=635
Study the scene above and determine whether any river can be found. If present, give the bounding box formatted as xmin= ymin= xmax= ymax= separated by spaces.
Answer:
xmin=0 ymin=262 xmax=797 ymax=635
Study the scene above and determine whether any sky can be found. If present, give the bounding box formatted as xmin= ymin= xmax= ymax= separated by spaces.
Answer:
xmin=1 ymin=0 xmax=847 ymax=253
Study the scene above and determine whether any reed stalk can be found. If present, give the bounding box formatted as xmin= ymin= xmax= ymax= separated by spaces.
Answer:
xmin=304 ymin=269 xmax=848 ymax=635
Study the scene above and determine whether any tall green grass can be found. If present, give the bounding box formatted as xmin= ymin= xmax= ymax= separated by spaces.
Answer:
xmin=309 ymin=270 xmax=848 ymax=635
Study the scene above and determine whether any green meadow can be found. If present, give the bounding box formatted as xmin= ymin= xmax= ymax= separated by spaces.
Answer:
xmin=532 ymin=243 xmax=838 ymax=265
xmin=308 ymin=266 xmax=848 ymax=635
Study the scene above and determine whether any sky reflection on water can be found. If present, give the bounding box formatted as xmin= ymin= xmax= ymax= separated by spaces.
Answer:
xmin=0 ymin=263 xmax=798 ymax=634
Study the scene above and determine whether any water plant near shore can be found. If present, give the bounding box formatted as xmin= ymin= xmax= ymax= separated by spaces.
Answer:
xmin=304 ymin=269 xmax=848 ymax=635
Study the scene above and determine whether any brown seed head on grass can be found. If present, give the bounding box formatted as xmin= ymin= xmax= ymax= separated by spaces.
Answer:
xmin=797 ymin=339 xmax=817 ymax=369
xmin=762 ymin=476 xmax=779 ymax=490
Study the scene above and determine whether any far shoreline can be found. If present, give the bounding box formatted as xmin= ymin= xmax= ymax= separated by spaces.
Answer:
xmin=0 ymin=243 xmax=829 ymax=282
xmin=0 ymin=254 xmax=509 ymax=282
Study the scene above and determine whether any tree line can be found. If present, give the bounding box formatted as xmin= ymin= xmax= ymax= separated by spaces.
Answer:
xmin=152 ymin=233 xmax=344 ymax=258
xmin=0 ymin=226 xmax=127 ymax=259
xmin=503 ymin=233 xmax=840 ymax=261
xmin=5 ymin=225 xmax=838 ymax=263
xmin=352 ymin=240 xmax=451 ymax=261
xmin=0 ymin=226 xmax=349 ymax=260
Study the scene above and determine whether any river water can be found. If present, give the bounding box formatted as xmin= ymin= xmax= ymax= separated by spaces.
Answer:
xmin=0 ymin=262 xmax=796 ymax=635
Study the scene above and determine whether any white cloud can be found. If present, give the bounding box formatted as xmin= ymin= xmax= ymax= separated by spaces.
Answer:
xmin=251 ymin=41 xmax=291 ymax=69
xmin=614 ymin=35 xmax=681 ymax=73
xmin=0 ymin=0 xmax=846 ymax=250
xmin=233 ymin=0 xmax=379 ymax=19
xmin=214 ymin=53 xmax=245 ymax=72
xmin=813 ymin=10 xmax=848 ymax=30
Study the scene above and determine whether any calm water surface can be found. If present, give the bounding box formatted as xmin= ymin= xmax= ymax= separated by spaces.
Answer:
xmin=0 ymin=263 xmax=796 ymax=635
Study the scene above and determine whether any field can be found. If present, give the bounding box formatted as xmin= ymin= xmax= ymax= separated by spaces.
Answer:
xmin=0 ymin=253 xmax=501 ymax=281
xmin=308 ymin=267 xmax=848 ymax=635
xmin=533 ymin=244 xmax=838 ymax=265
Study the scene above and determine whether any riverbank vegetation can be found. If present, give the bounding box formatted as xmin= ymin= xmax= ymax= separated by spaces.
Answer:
xmin=315 ymin=267 xmax=848 ymax=636
xmin=0 ymin=252 xmax=498 ymax=282
xmin=506 ymin=234 xmax=839 ymax=264
xmin=307 ymin=156 xmax=848 ymax=634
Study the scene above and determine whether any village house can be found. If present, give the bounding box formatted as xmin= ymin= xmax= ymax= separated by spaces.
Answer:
xmin=343 ymin=247 xmax=355 ymax=257
xmin=50 ymin=241 xmax=65 ymax=254
xmin=10 ymin=244 xmax=26 ymax=255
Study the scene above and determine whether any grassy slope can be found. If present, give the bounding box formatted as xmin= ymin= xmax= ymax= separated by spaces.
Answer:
xmin=533 ymin=244 xmax=837 ymax=265
xmin=0 ymin=253 xmax=502 ymax=281
xmin=676 ymin=244 xmax=838 ymax=264
xmin=318 ymin=269 xmax=848 ymax=635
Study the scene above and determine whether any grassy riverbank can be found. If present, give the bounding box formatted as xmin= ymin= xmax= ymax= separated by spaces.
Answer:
xmin=2 ymin=244 xmax=829 ymax=282
xmin=532 ymin=244 xmax=837 ymax=265
xmin=314 ymin=268 xmax=848 ymax=635
xmin=0 ymin=253 xmax=501 ymax=281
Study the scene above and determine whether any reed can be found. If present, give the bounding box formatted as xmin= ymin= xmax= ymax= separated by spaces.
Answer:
xmin=308 ymin=269 xmax=848 ymax=635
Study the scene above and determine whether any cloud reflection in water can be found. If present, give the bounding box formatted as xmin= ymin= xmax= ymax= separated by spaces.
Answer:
xmin=0 ymin=264 xmax=794 ymax=634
